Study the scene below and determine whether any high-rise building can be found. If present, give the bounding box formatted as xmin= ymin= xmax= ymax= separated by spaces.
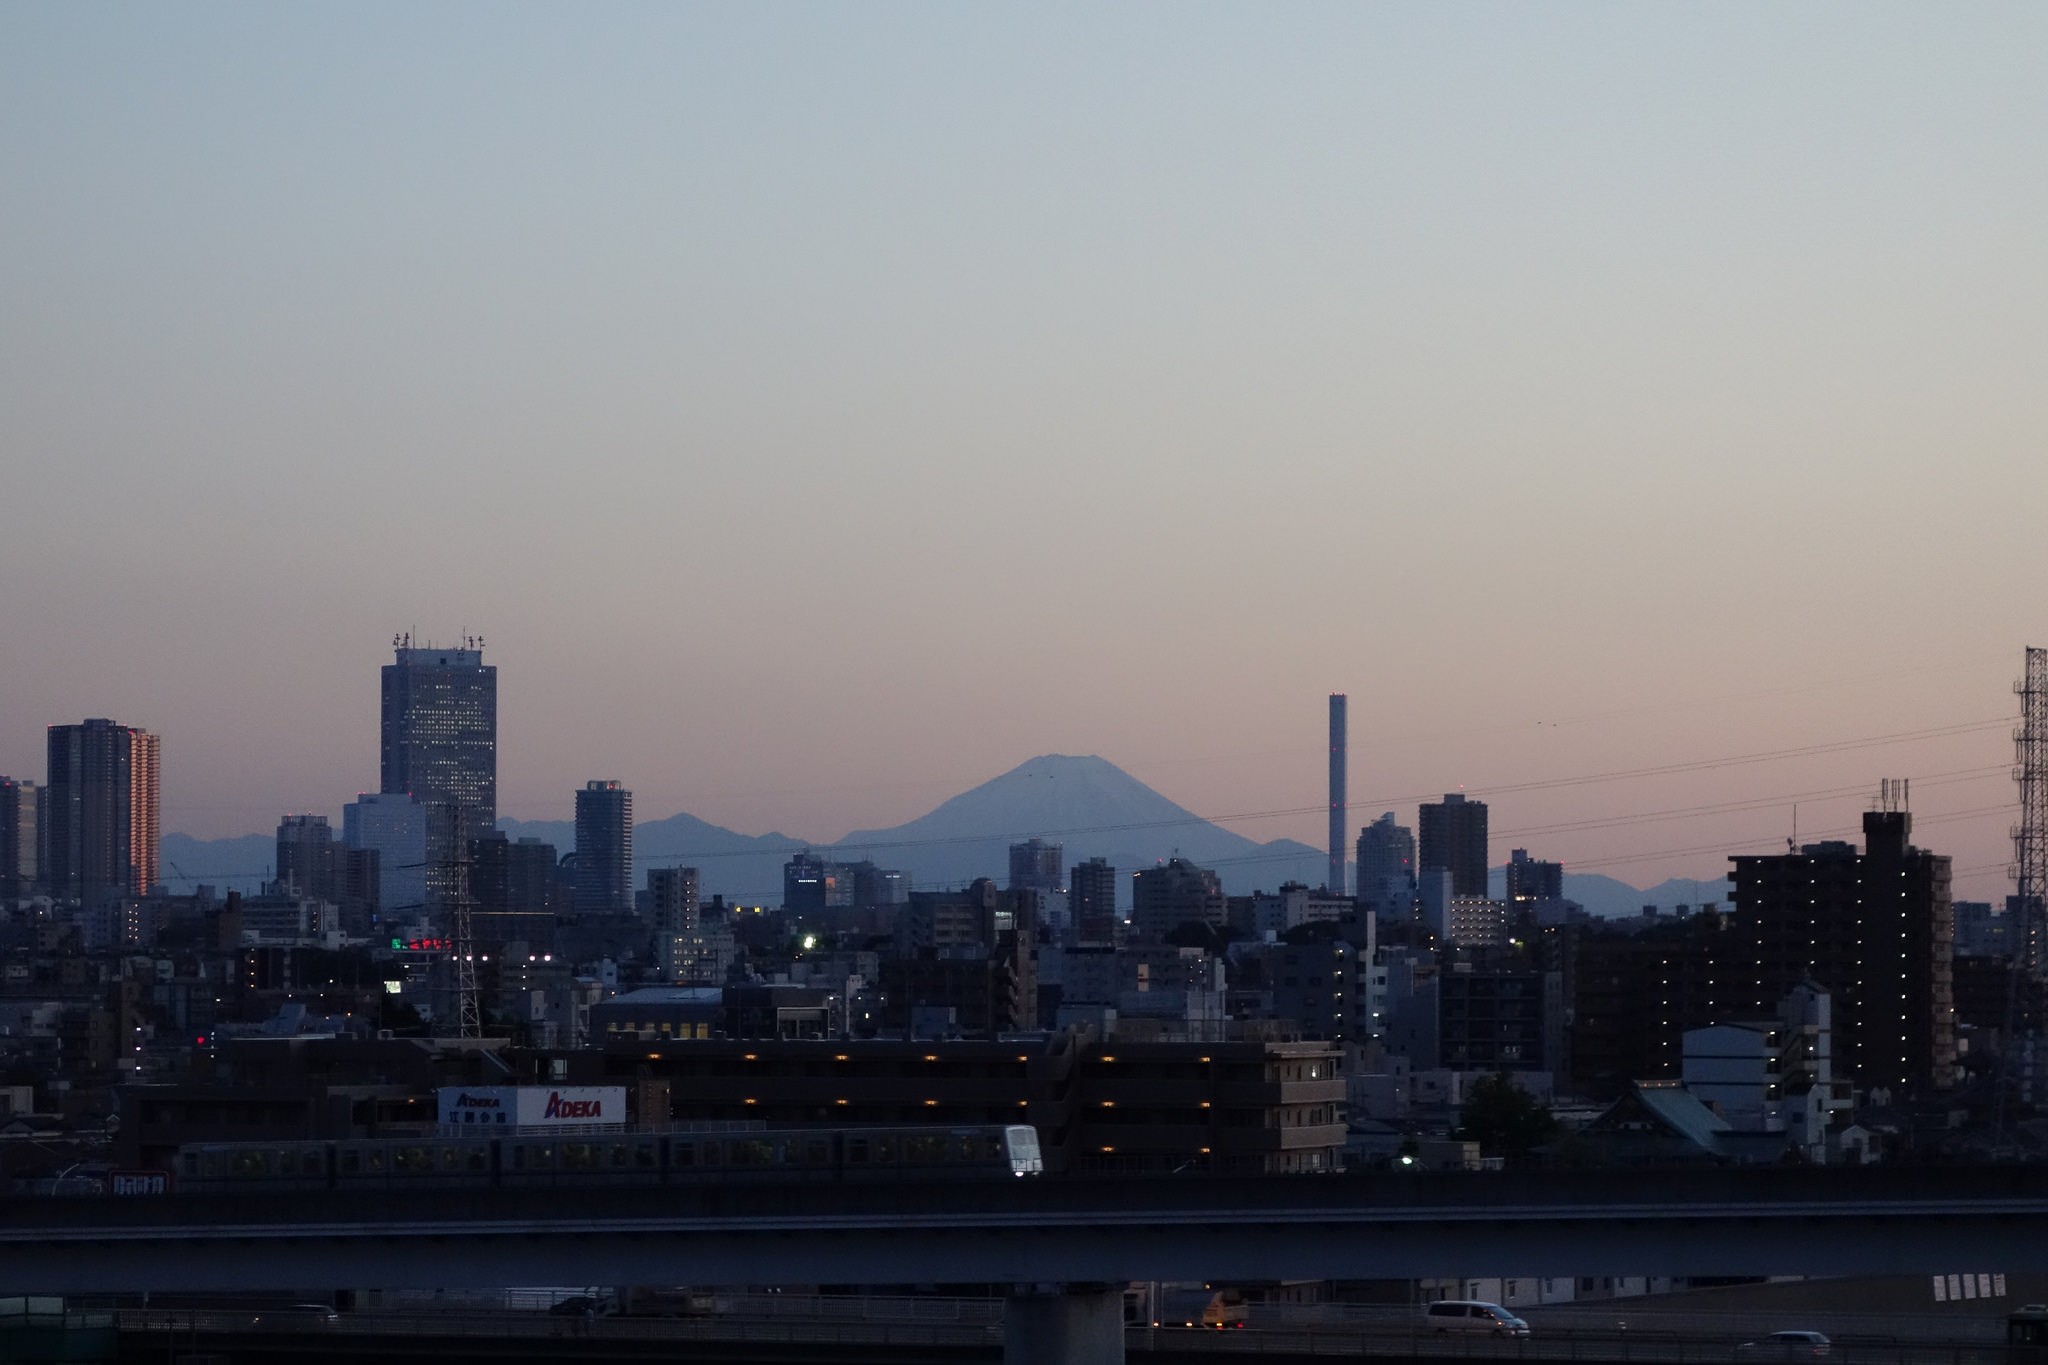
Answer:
xmin=1131 ymin=857 xmax=1226 ymax=941
xmin=275 ymin=814 xmax=334 ymax=898
xmin=650 ymin=865 xmax=732 ymax=984
xmin=1355 ymin=812 xmax=1415 ymax=919
xmin=344 ymin=791 xmax=427 ymax=921
xmin=380 ymin=639 xmax=496 ymax=911
xmin=1727 ymin=794 xmax=1956 ymax=1093
xmin=1506 ymin=848 xmax=1563 ymax=902
xmin=573 ymin=781 xmax=633 ymax=914
xmin=44 ymin=719 xmax=159 ymax=903
xmin=1009 ymin=839 xmax=1063 ymax=893
xmin=469 ymin=832 xmax=556 ymax=949
xmin=0 ymin=778 xmax=35 ymax=899
xmin=1070 ymin=857 xmax=1118 ymax=944
xmin=1328 ymin=694 xmax=1347 ymax=896
xmin=1418 ymin=793 xmax=1488 ymax=898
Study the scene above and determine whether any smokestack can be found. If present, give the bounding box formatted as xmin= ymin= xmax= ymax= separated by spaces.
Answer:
xmin=1328 ymin=693 xmax=1347 ymax=896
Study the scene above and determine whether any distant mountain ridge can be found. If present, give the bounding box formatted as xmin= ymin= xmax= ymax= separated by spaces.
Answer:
xmin=161 ymin=755 xmax=1731 ymax=915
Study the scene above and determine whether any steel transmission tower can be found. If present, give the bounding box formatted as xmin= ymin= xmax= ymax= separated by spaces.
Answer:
xmin=2015 ymin=648 xmax=2048 ymax=977
xmin=434 ymin=800 xmax=483 ymax=1040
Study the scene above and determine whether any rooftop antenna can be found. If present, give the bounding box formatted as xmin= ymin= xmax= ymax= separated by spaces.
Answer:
xmin=1789 ymin=804 xmax=1797 ymax=854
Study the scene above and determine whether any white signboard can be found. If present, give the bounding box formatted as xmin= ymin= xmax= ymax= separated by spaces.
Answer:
xmin=437 ymin=1086 xmax=627 ymax=1132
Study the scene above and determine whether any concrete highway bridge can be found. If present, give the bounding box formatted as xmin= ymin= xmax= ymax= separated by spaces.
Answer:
xmin=9 ymin=1167 xmax=2048 ymax=1364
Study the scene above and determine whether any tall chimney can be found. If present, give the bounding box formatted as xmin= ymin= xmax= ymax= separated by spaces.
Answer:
xmin=1328 ymin=693 xmax=1348 ymax=896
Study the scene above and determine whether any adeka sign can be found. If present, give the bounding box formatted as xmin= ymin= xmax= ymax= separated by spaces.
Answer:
xmin=437 ymin=1086 xmax=627 ymax=1131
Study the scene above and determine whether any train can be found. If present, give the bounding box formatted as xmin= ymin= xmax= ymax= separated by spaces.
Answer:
xmin=173 ymin=1123 xmax=1043 ymax=1194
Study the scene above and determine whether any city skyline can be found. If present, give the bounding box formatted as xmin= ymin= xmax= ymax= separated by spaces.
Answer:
xmin=3 ymin=7 xmax=2042 ymax=902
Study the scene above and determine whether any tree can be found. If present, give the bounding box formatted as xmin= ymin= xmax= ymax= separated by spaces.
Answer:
xmin=1455 ymin=1071 xmax=1559 ymax=1163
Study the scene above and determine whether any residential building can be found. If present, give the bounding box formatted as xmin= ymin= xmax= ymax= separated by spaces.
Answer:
xmin=1955 ymin=900 xmax=2013 ymax=959
xmin=1727 ymin=803 xmax=1956 ymax=1092
xmin=1131 ymin=858 xmax=1226 ymax=941
xmin=649 ymin=865 xmax=732 ymax=984
xmin=1682 ymin=981 xmax=1852 ymax=1162
xmin=0 ymin=777 xmax=34 ymax=899
xmin=1437 ymin=896 xmax=1507 ymax=949
xmin=275 ymin=814 xmax=334 ymax=899
xmin=1418 ymin=793 xmax=1488 ymax=897
xmin=1355 ymin=813 xmax=1415 ymax=920
xmin=44 ymin=718 xmax=160 ymax=903
xmin=1505 ymin=848 xmax=1563 ymax=902
xmin=1070 ymin=857 xmax=1118 ymax=944
xmin=1009 ymin=839 xmax=1063 ymax=893
xmin=573 ymin=781 xmax=633 ymax=914
xmin=1235 ymin=883 xmax=1351 ymax=938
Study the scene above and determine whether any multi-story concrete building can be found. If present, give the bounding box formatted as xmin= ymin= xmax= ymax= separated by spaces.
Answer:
xmin=1355 ymin=812 xmax=1415 ymax=920
xmin=578 ymin=1032 xmax=1346 ymax=1175
xmin=1131 ymin=857 xmax=1226 ymax=941
xmin=1727 ymin=804 xmax=1956 ymax=1092
xmin=1505 ymin=848 xmax=1563 ymax=902
xmin=573 ymin=781 xmax=633 ymax=914
xmin=1009 ymin=838 xmax=1063 ymax=893
xmin=649 ymin=865 xmax=733 ymax=984
xmin=343 ymin=791 xmax=427 ymax=922
xmin=1683 ymin=981 xmax=1852 ymax=1162
xmin=1419 ymin=793 xmax=1488 ymax=898
xmin=44 ymin=718 xmax=159 ymax=903
xmin=1070 ymin=857 xmax=1119 ymax=944
xmin=381 ymin=641 xmax=495 ymax=913
xmin=0 ymin=777 xmax=35 ymax=900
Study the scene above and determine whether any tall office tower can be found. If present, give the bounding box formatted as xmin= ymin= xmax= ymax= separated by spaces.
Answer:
xmin=380 ymin=639 xmax=496 ymax=910
xmin=1728 ymin=785 xmax=1956 ymax=1092
xmin=343 ymin=791 xmax=427 ymax=920
xmin=1505 ymin=848 xmax=1563 ymax=902
xmin=1418 ymin=793 xmax=1488 ymax=897
xmin=1069 ymin=857 xmax=1119 ymax=943
xmin=1131 ymin=857 xmax=1227 ymax=941
xmin=0 ymin=778 xmax=35 ymax=899
xmin=1328 ymin=694 xmax=1348 ymax=896
xmin=275 ymin=814 xmax=335 ymax=898
xmin=44 ymin=719 xmax=159 ymax=903
xmin=1355 ymin=812 xmax=1416 ymax=919
xmin=573 ymin=780 xmax=633 ymax=914
xmin=1009 ymin=838 xmax=1064 ymax=893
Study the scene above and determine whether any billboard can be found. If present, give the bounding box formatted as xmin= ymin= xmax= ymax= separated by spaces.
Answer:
xmin=437 ymin=1086 xmax=627 ymax=1132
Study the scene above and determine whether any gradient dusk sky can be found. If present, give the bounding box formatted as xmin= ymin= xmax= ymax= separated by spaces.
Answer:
xmin=3 ymin=4 xmax=2043 ymax=900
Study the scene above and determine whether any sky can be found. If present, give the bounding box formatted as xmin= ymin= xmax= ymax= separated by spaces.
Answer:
xmin=2 ymin=4 xmax=2044 ymax=901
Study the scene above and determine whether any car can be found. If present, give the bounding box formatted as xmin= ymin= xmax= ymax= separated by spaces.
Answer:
xmin=1424 ymin=1300 xmax=1531 ymax=1336
xmin=548 ymin=1295 xmax=612 ymax=1318
xmin=251 ymin=1303 xmax=338 ymax=1327
xmin=1738 ymin=1331 xmax=1833 ymax=1357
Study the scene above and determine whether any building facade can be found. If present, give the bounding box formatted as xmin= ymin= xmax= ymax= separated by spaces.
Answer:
xmin=1356 ymin=813 xmax=1415 ymax=920
xmin=344 ymin=792 xmax=428 ymax=921
xmin=1506 ymin=848 xmax=1563 ymax=902
xmin=573 ymin=781 xmax=633 ymax=915
xmin=380 ymin=641 xmax=496 ymax=911
xmin=1131 ymin=858 xmax=1226 ymax=941
xmin=1727 ymin=807 xmax=1956 ymax=1093
xmin=44 ymin=719 xmax=159 ymax=903
xmin=1419 ymin=793 xmax=1488 ymax=897
xmin=1009 ymin=838 xmax=1063 ymax=894
xmin=0 ymin=777 xmax=35 ymax=900
xmin=1070 ymin=857 xmax=1118 ymax=944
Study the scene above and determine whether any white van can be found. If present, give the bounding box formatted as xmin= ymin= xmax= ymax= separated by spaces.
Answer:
xmin=1424 ymin=1300 xmax=1531 ymax=1336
